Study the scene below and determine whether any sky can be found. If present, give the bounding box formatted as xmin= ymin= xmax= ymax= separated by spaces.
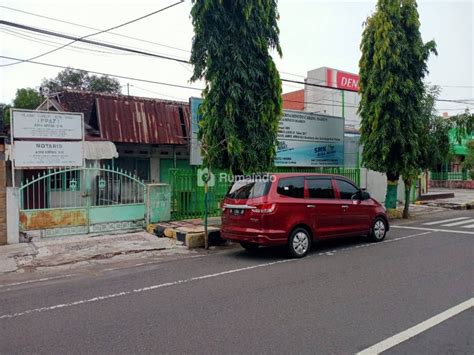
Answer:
xmin=0 ymin=0 xmax=473 ymax=114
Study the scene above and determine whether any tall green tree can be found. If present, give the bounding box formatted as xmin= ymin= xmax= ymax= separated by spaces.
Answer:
xmin=41 ymin=68 xmax=121 ymax=94
xmin=358 ymin=0 xmax=436 ymax=213
xmin=190 ymin=0 xmax=282 ymax=174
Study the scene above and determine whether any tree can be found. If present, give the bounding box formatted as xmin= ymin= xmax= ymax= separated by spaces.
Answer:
xmin=358 ymin=0 xmax=436 ymax=214
xmin=13 ymin=88 xmax=42 ymax=109
xmin=190 ymin=0 xmax=282 ymax=174
xmin=0 ymin=103 xmax=11 ymax=125
xmin=2 ymin=88 xmax=43 ymax=125
xmin=464 ymin=140 xmax=474 ymax=179
xmin=41 ymin=68 xmax=121 ymax=94
xmin=418 ymin=86 xmax=451 ymax=171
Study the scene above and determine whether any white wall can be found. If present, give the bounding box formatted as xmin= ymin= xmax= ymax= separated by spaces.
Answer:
xmin=360 ymin=168 xmax=407 ymax=205
xmin=305 ymin=67 xmax=360 ymax=129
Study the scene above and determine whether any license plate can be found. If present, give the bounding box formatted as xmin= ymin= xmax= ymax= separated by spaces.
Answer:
xmin=231 ymin=209 xmax=244 ymax=216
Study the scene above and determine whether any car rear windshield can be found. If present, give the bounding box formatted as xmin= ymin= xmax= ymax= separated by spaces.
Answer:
xmin=226 ymin=180 xmax=272 ymax=199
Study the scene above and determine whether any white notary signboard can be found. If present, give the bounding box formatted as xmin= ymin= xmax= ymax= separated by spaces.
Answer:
xmin=14 ymin=141 xmax=84 ymax=167
xmin=12 ymin=109 xmax=83 ymax=140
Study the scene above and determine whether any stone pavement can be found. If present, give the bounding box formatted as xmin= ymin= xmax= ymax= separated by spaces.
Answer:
xmin=0 ymin=231 xmax=179 ymax=273
xmin=419 ymin=188 xmax=474 ymax=209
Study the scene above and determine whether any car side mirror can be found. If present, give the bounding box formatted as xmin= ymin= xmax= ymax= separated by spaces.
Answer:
xmin=360 ymin=191 xmax=370 ymax=200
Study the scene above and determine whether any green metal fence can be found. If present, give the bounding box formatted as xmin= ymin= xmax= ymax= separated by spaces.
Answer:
xmin=169 ymin=166 xmax=361 ymax=220
xmin=430 ymin=171 xmax=471 ymax=181
xmin=270 ymin=166 xmax=360 ymax=186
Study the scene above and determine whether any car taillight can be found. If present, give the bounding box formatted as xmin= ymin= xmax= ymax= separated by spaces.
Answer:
xmin=252 ymin=203 xmax=275 ymax=214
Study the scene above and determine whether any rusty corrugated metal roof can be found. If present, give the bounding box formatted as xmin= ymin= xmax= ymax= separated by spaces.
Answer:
xmin=96 ymin=95 xmax=190 ymax=145
xmin=50 ymin=90 xmax=190 ymax=145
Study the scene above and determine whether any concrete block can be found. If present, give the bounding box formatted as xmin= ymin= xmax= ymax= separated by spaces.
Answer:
xmin=164 ymin=228 xmax=176 ymax=239
xmin=185 ymin=232 xmax=205 ymax=248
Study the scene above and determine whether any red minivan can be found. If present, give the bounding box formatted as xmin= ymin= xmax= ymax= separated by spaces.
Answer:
xmin=221 ymin=173 xmax=389 ymax=258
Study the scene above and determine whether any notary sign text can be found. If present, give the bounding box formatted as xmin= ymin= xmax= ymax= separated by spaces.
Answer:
xmin=14 ymin=141 xmax=83 ymax=167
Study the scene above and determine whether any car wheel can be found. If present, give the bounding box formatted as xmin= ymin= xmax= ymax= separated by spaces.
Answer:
xmin=240 ymin=242 xmax=259 ymax=252
xmin=288 ymin=228 xmax=311 ymax=258
xmin=369 ymin=217 xmax=387 ymax=242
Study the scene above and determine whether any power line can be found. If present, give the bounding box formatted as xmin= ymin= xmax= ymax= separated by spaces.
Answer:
xmin=2 ymin=20 xmax=470 ymax=100
xmin=0 ymin=55 xmax=203 ymax=91
xmin=0 ymin=24 xmax=190 ymax=62
xmin=1 ymin=53 xmax=471 ymax=115
xmin=130 ymin=84 xmax=189 ymax=101
xmin=0 ymin=1 xmax=184 ymax=67
xmin=0 ymin=4 xmax=190 ymax=54
xmin=0 ymin=20 xmax=190 ymax=66
xmin=0 ymin=28 xmax=133 ymax=57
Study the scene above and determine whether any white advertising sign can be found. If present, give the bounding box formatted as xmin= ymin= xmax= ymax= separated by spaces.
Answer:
xmin=14 ymin=141 xmax=84 ymax=167
xmin=275 ymin=110 xmax=344 ymax=167
xmin=12 ymin=109 xmax=83 ymax=139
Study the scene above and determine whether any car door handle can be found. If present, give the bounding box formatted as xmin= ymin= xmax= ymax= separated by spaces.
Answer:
xmin=307 ymin=204 xmax=316 ymax=208
xmin=341 ymin=205 xmax=349 ymax=209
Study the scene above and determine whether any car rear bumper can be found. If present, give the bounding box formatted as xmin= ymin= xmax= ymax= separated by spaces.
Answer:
xmin=221 ymin=228 xmax=287 ymax=246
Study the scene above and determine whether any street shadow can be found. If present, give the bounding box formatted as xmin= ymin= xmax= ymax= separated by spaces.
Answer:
xmin=227 ymin=235 xmax=372 ymax=261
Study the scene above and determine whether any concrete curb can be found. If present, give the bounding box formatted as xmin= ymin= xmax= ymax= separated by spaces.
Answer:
xmin=153 ymin=224 xmax=223 ymax=249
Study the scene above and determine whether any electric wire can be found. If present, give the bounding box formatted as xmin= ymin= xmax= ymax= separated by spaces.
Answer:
xmin=0 ymin=1 xmax=185 ymax=67
xmin=0 ymin=4 xmax=191 ymax=54
xmin=0 ymin=54 xmax=471 ymax=115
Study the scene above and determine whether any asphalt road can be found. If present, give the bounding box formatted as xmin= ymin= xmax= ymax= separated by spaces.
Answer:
xmin=0 ymin=210 xmax=473 ymax=354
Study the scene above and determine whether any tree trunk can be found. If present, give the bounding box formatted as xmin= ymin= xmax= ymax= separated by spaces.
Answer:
xmin=403 ymin=178 xmax=412 ymax=219
xmin=385 ymin=172 xmax=399 ymax=209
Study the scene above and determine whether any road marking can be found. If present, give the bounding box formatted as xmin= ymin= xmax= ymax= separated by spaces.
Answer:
xmin=0 ymin=259 xmax=297 ymax=320
xmin=383 ymin=231 xmax=432 ymax=243
xmin=442 ymin=219 xmax=474 ymax=227
xmin=0 ymin=274 xmax=77 ymax=289
xmin=317 ymin=232 xmax=432 ymax=255
xmin=392 ymin=225 xmax=474 ymax=235
xmin=0 ymin=230 xmax=441 ymax=320
xmin=462 ymin=224 xmax=474 ymax=229
xmin=357 ymin=298 xmax=474 ymax=355
xmin=423 ymin=217 xmax=470 ymax=225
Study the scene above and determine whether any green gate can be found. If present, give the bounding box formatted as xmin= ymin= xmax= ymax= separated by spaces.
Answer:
xmin=19 ymin=166 xmax=147 ymax=237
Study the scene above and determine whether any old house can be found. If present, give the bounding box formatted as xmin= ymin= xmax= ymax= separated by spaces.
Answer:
xmin=37 ymin=90 xmax=192 ymax=184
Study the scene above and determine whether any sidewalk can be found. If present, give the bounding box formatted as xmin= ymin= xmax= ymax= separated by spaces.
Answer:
xmin=418 ymin=188 xmax=474 ymax=210
xmin=0 ymin=231 xmax=179 ymax=273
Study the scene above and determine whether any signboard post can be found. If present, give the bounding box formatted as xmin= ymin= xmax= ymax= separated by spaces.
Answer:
xmin=10 ymin=109 xmax=85 ymax=187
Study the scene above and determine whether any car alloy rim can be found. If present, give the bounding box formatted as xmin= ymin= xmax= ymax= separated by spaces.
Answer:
xmin=293 ymin=232 xmax=309 ymax=255
xmin=374 ymin=220 xmax=385 ymax=239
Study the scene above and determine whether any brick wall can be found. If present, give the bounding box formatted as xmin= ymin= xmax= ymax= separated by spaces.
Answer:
xmin=282 ymin=90 xmax=305 ymax=111
xmin=0 ymin=146 xmax=6 ymax=245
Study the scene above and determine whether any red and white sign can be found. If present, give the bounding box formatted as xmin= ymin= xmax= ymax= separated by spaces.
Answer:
xmin=336 ymin=72 xmax=359 ymax=92
xmin=326 ymin=68 xmax=359 ymax=92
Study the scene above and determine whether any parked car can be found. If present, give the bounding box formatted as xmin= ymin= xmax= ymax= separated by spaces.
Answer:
xmin=221 ymin=173 xmax=389 ymax=258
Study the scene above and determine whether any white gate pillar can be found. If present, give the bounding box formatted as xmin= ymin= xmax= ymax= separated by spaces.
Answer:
xmin=6 ymin=187 xmax=20 ymax=244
